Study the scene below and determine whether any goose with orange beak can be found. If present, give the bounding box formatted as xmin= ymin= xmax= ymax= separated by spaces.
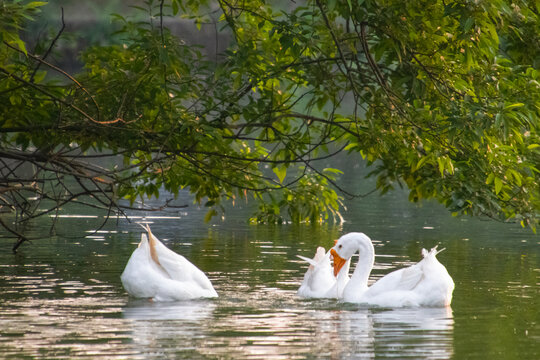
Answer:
xmin=330 ymin=233 xmax=454 ymax=307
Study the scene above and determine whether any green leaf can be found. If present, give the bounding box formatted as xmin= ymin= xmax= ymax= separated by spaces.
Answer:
xmin=437 ymin=157 xmax=445 ymax=177
xmin=323 ymin=167 xmax=343 ymax=175
xmin=494 ymin=177 xmax=503 ymax=195
xmin=273 ymin=165 xmax=287 ymax=184
xmin=25 ymin=2 xmax=48 ymax=9
xmin=204 ymin=209 xmax=218 ymax=223
xmin=14 ymin=38 xmax=27 ymax=55
xmin=504 ymin=103 xmax=525 ymax=111
xmin=415 ymin=156 xmax=429 ymax=172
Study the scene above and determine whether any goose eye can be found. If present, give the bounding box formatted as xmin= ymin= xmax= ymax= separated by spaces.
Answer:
xmin=338 ymin=244 xmax=342 ymax=249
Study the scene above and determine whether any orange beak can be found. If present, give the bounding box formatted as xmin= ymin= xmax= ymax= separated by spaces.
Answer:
xmin=330 ymin=248 xmax=346 ymax=277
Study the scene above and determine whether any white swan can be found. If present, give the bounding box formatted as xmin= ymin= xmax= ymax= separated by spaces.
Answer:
xmin=330 ymin=233 xmax=454 ymax=307
xmin=121 ymin=225 xmax=218 ymax=301
xmin=297 ymin=246 xmax=350 ymax=298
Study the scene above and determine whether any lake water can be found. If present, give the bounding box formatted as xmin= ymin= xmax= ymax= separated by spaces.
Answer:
xmin=0 ymin=175 xmax=538 ymax=359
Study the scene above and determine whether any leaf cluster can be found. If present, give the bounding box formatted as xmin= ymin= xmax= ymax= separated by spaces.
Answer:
xmin=0 ymin=0 xmax=539 ymax=236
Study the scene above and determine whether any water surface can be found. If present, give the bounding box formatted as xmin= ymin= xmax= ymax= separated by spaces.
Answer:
xmin=0 ymin=186 xmax=538 ymax=359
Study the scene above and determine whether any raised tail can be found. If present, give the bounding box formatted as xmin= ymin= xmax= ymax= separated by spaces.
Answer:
xmin=297 ymin=246 xmax=327 ymax=270
xmin=297 ymin=255 xmax=319 ymax=267
xmin=421 ymin=245 xmax=446 ymax=258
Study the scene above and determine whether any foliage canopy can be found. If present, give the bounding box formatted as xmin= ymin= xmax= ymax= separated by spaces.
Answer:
xmin=1 ymin=0 xmax=539 ymax=248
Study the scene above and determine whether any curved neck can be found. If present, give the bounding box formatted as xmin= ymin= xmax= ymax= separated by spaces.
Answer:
xmin=337 ymin=258 xmax=351 ymax=283
xmin=349 ymin=238 xmax=375 ymax=290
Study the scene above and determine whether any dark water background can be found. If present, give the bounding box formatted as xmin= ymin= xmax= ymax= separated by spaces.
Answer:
xmin=1 ymin=161 xmax=538 ymax=359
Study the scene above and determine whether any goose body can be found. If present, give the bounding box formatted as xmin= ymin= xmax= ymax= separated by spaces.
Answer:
xmin=121 ymin=225 xmax=218 ymax=301
xmin=297 ymin=246 xmax=350 ymax=299
xmin=331 ymin=233 xmax=454 ymax=307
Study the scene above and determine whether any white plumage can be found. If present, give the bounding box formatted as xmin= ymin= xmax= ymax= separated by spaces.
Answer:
xmin=297 ymin=246 xmax=350 ymax=299
xmin=331 ymin=232 xmax=454 ymax=307
xmin=121 ymin=225 xmax=218 ymax=301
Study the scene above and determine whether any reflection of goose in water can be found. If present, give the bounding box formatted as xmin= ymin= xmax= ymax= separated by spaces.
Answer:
xmin=331 ymin=233 xmax=454 ymax=307
xmin=372 ymin=306 xmax=454 ymax=331
xmin=329 ymin=306 xmax=454 ymax=359
xmin=122 ymin=299 xmax=216 ymax=321
xmin=121 ymin=225 xmax=218 ymax=301
xmin=122 ymin=299 xmax=217 ymax=357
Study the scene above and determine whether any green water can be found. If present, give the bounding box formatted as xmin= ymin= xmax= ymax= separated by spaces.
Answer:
xmin=0 ymin=186 xmax=538 ymax=359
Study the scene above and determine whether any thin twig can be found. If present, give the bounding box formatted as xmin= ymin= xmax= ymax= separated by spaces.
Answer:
xmin=0 ymin=217 xmax=31 ymax=253
xmin=30 ymin=7 xmax=66 ymax=82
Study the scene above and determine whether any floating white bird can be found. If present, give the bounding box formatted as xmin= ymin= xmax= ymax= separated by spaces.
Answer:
xmin=121 ymin=225 xmax=218 ymax=301
xmin=330 ymin=233 xmax=454 ymax=307
xmin=297 ymin=246 xmax=350 ymax=299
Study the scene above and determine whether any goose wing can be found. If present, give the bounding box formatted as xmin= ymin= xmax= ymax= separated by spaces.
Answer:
xmin=146 ymin=226 xmax=216 ymax=294
xmin=364 ymin=262 xmax=424 ymax=298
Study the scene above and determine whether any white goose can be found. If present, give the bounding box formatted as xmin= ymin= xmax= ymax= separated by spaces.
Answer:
xmin=297 ymin=246 xmax=351 ymax=299
xmin=121 ymin=225 xmax=218 ymax=301
xmin=330 ymin=233 xmax=454 ymax=307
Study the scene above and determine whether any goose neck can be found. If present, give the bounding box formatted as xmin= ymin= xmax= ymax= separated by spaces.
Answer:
xmin=349 ymin=239 xmax=375 ymax=288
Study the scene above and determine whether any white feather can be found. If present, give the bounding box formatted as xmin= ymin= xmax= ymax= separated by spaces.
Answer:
xmin=297 ymin=246 xmax=350 ymax=299
xmin=332 ymin=233 xmax=454 ymax=307
xmin=121 ymin=226 xmax=218 ymax=301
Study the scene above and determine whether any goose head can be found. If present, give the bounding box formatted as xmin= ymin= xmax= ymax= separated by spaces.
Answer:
xmin=330 ymin=232 xmax=372 ymax=276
